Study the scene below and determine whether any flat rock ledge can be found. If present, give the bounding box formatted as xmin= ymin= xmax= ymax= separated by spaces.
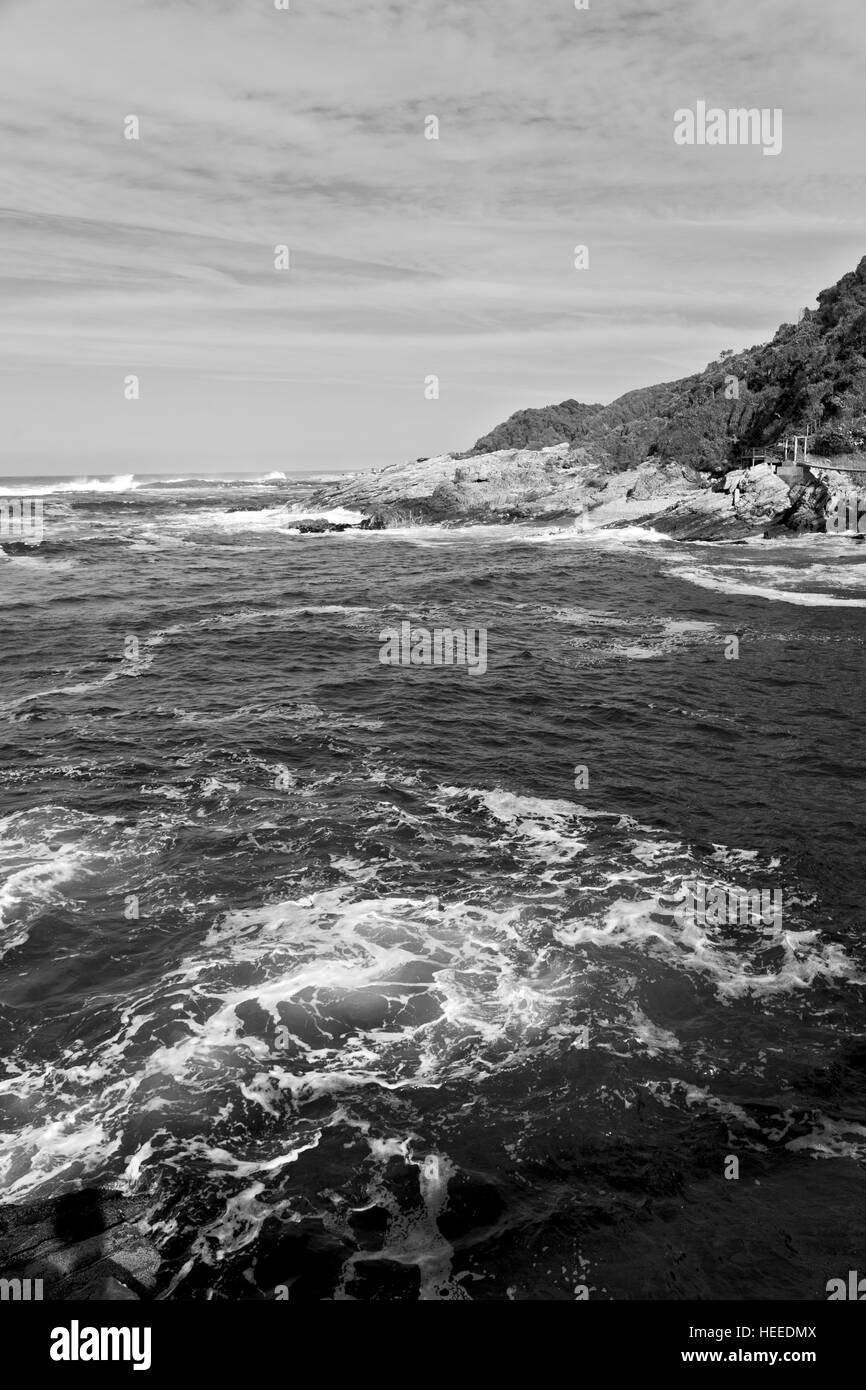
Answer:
xmin=304 ymin=447 xmax=863 ymax=540
xmin=0 ymin=1189 xmax=161 ymax=1301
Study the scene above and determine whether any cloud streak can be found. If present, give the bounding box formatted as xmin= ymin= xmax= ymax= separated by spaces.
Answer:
xmin=1 ymin=0 xmax=864 ymax=471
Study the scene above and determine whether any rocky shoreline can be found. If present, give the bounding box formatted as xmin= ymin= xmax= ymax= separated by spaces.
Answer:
xmin=301 ymin=444 xmax=865 ymax=541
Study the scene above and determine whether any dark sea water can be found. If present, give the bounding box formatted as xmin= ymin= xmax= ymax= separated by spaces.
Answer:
xmin=1 ymin=471 xmax=866 ymax=1301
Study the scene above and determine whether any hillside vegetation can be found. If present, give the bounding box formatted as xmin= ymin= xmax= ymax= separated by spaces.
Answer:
xmin=464 ymin=256 xmax=866 ymax=474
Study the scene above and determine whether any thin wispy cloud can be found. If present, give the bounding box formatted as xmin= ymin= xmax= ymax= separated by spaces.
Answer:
xmin=1 ymin=0 xmax=864 ymax=471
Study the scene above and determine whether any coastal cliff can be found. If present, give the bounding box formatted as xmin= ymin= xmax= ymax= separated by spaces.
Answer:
xmin=308 ymin=257 xmax=866 ymax=537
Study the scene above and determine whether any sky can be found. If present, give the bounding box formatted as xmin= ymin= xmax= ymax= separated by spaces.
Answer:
xmin=0 ymin=0 xmax=864 ymax=476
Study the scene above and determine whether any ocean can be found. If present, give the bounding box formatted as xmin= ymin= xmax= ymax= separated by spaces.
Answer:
xmin=1 ymin=471 xmax=865 ymax=1300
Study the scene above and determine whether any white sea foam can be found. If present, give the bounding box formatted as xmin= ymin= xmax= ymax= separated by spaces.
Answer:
xmin=0 ymin=634 xmax=161 ymax=713
xmin=0 ymin=806 xmax=128 ymax=958
xmin=554 ymin=897 xmax=860 ymax=1000
xmin=520 ymin=523 xmax=670 ymax=545
xmin=0 ymin=474 xmax=139 ymax=496
xmin=670 ymin=563 xmax=866 ymax=606
xmin=785 ymin=1115 xmax=866 ymax=1161
xmin=285 ymin=505 xmax=365 ymax=527
xmin=150 ymin=604 xmax=372 ymax=643
xmin=0 ymin=776 xmax=860 ymax=1213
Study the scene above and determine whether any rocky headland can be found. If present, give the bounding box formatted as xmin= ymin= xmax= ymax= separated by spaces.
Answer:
xmin=307 ymin=257 xmax=866 ymax=539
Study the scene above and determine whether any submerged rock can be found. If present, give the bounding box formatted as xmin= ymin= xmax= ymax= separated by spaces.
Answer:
xmin=293 ymin=517 xmax=357 ymax=533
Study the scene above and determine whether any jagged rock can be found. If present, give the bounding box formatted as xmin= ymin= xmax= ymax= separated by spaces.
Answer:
xmin=66 ymin=1268 xmax=141 ymax=1300
xmin=734 ymin=461 xmax=791 ymax=516
xmin=0 ymin=1188 xmax=161 ymax=1300
xmin=641 ymin=490 xmax=752 ymax=541
xmin=358 ymin=505 xmax=431 ymax=529
xmin=293 ymin=517 xmax=356 ymax=533
xmin=428 ymin=481 xmax=467 ymax=516
xmin=626 ymin=460 xmax=703 ymax=501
